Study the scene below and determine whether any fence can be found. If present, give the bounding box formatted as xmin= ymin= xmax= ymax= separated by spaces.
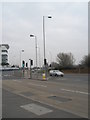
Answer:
xmin=1 ymin=68 xmax=49 ymax=80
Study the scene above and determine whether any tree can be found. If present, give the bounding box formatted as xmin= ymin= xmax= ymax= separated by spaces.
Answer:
xmin=80 ymin=54 xmax=90 ymax=67
xmin=50 ymin=62 xmax=59 ymax=69
xmin=57 ymin=52 xmax=75 ymax=69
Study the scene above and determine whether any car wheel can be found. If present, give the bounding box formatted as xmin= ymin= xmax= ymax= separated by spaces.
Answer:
xmin=57 ymin=74 xmax=58 ymax=77
xmin=55 ymin=74 xmax=58 ymax=77
xmin=61 ymin=74 xmax=63 ymax=77
xmin=55 ymin=74 xmax=57 ymax=76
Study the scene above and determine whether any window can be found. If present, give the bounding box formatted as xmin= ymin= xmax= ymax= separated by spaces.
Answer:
xmin=2 ymin=54 xmax=8 ymax=57
xmin=2 ymin=50 xmax=8 ymax=53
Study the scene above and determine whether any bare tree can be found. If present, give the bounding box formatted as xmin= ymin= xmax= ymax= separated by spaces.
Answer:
xmin=80 ymin=54 xmax=90 ymax=67
xmin=57 ymin=52 xmax=75 ymax=69
xmin=50 ymin=62 xmax=59 ymax=69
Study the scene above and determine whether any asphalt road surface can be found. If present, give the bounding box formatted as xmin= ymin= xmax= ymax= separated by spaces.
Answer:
xmin=2 ymin=89 xmax=80 ymax=118
xmin=1 ymin=70 xmax=88 ymax=83
xmin=1 ymin=70 xmax=89 ymax=118
xmin=1 ymin=70 xmax=88 ymax=90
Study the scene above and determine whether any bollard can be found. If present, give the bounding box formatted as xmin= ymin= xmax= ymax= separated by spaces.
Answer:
xmin=42 ymin=73 xmax=46 ymax=80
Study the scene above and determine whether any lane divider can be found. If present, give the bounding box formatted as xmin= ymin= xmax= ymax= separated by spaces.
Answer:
xmin=28 ymin=83 xmax=47 ymax=88
xmin=13 ymin=80 xmax=22 ymax=82
xmin=13 ymin=80 xmax=89 ymax=95
xmin=61 ymin=88 xmax=89 ymax=95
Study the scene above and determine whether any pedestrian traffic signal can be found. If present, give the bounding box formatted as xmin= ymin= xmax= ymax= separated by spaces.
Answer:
xmin=22 ymin=60 xmax=25 ymax=68
xmin=26 ymin=63 xmax=28 ymax=68
xmin=44 ymin=59 xmax=47 ymax=65
xmin=31 ymin=60 xmax=33 ymax=66
xmin=49 ymin=64 xmax=51 ymax=67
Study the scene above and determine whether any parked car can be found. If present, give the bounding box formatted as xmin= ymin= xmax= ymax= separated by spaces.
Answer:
xmin=49 ymin=70 xmax=64 ymax=77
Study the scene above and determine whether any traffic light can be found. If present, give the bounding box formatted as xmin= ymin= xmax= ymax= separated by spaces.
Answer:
xmin=26 ymin=63 xmax=28 ymax=68
xmin=49 ymin=64 xmax=51 ymax=67
xmin=22 ymin=60 xmax=25 ymax=68
xmin=31 ymin=60 xmax=33 ymax=66
xmin=44 ymin=59 xmax=47 ymax=65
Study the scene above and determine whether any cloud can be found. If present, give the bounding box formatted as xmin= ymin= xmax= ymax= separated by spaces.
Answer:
xmin=2 ymin=2 xmax=88 ymax=65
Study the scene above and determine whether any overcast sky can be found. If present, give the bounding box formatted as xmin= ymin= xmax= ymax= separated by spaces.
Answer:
xmin=1 ymin=2 xmax=88 ymax=67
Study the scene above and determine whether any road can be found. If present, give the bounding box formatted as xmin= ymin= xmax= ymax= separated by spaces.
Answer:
xmin=1 ymin=70 xmax=89 ymax=118
xmin=1 ymin=70 xmax=88 ymax=83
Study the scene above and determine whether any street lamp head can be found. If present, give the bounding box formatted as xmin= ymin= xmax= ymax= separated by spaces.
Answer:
xmin=30 ymin=34 xmax=34 ymax=37
xmin=48 ymin=16 xmax=52 ymax=18
xmin=22 ymin=50 xmax=24 ymax=52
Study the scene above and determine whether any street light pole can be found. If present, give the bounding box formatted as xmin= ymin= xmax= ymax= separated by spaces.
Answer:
xmin=38 ymin=47 xmax=41 ymax=68
xmin=37 ymin=46 xmax=41 ymax=68
xmin=35 ymin=36 xmax=37 ymax=68
xmin=43 ymin=16 xmax=45 ymax=61
xmin=20 ymin=50 xmax=24 ymax=68
xmin=30 ymin=35 xmax=37 ymax=68
xmin=29 ymin=59 xmax=32 ymax=79
xmin=43 ymin=16 xmax=52 ymax=79
xmin=49 ymin=51 xmax=52 ymax=64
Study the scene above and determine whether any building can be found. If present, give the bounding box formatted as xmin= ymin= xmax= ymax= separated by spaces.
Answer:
xmin=0 ymin=44 xmax=9 ymax=66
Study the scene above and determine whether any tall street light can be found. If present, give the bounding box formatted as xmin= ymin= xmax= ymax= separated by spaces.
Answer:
xmin=20 ymin=50 xmax=24 ymax=67
xmin=38 ymin=47 xmax=41 ymax=68
xmin=49 ymin=51 xmax=52 ymax=64
xmin=30 ymin=34 xmax=37 ymax=68
xmin=37 ymin=46 xmax=41 ymax=68
xmin=43 ymin=16 xmax=52 ymax=77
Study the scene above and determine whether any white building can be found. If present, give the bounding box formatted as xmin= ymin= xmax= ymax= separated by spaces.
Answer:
xmin=0 ymin=44 xmax=9 ymax=66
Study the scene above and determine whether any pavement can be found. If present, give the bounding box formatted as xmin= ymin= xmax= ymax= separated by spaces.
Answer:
xmin=2 ymin=89 xmax=80 ymax=118
xmin=2 ymin=73 xmax=88 ymax=118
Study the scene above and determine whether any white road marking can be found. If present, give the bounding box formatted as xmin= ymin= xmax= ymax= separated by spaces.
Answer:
xmin=28 ymin=83 xmax=47 ymax=88
xmin=13 ymin=80 xmax=22 ymax=82
xmin=60 ymin=78 xmax=67 ymax=80
xmin=61 ymin=88 xmax=89 ymax=95
xmin=3 ymin=75 xmax=12 ymax=77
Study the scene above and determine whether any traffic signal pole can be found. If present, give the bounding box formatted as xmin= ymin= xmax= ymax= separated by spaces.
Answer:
xmin=22 ymin=60 xmax=25 ymax=78
xmin=29 ymin=59 xmax=31 ymax=79
xmin=29 ymin=59 xmax=33 ymax=79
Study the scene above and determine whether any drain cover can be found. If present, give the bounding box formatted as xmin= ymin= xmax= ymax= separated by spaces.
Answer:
xmin=21 ymin=92 xmax=34 ymax=97
xmin=48 ymin=96 xmax=72 ymax=102
xmin=21 ymin=103 xmax=53 ymax=115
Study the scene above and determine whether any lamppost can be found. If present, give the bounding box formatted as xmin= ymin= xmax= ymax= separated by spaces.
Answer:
xmin=38 ymin=47 xmax=41 ymax=68
xmin=20 ymin=50 xmax=24 ymax=68
xmin=37 ymin=46 xmax=41 ymax=68
xmin=43 ymin=16 xmax=52 ymax=78
xmin=29 ymin=59 xmax=32 ymax=79
xmin=30 ymin=34 xmax=37 ymax=68
xmin=49 ymin=51 xmax=52 ymax=64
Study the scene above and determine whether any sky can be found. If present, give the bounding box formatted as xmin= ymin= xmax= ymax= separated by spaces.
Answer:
xmin=0 ymin=1 xmax=88 ymax=67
